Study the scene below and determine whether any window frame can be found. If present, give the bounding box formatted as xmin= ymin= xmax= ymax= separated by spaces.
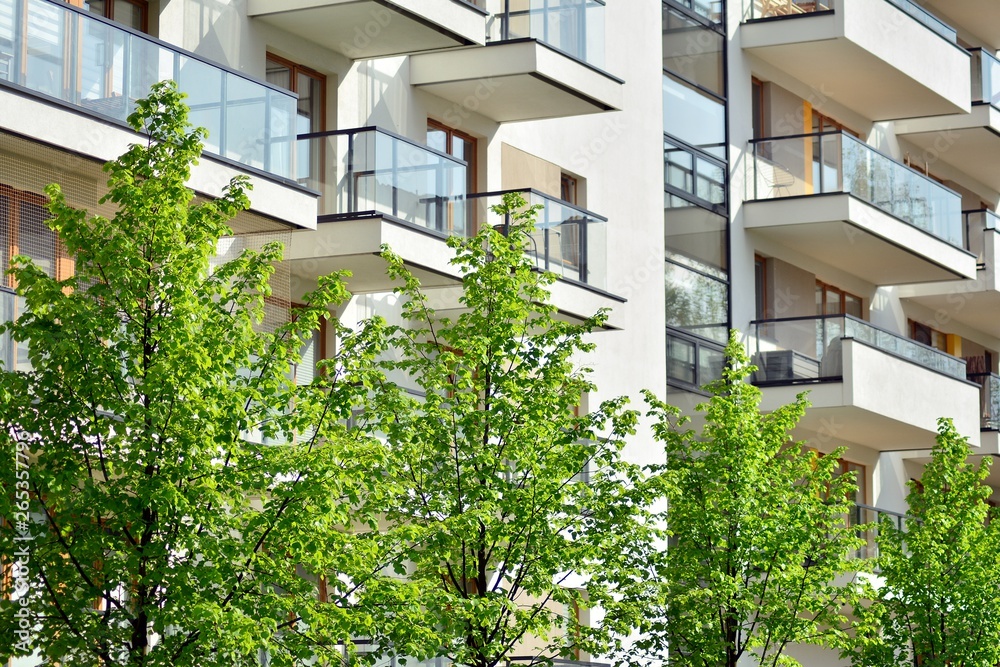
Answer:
xmin=66 ymin=0 xmax=150 ymax=33
xmin=265 ymin=53 xmax=328 ymax=134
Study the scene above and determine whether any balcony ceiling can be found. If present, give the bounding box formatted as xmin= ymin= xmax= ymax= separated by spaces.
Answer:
xmin=920 ymin=0 xmax=1000 ymax=51
xmin=759 ymin=340 xmax=981 ymax=451
xmin=741 ymin=0 xmax=970 ymax=120
xmin=247 ymin=0 xmax=486 ymax=60
xmin=409 ymin=40 xmax=623 ymax=122
xmin=743 ymin=194 xmax=977 ymax=285
xmin=895 ymin=106 xmax=1000 ymax=193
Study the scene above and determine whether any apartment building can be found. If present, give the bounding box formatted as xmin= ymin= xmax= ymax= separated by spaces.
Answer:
xmin=3 ymin=0 xmax=1000 ymax=665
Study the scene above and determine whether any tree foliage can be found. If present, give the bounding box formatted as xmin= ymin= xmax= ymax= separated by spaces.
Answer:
xmin=635 ymin=332 xmax=864 ymax=667
xmin=0 ymin=81 xmax=418 ymax=667
xmin=354 ymin=194 xmax=653 ymax=667
xmin=849 ymin=418 xmax=1000 ymax=667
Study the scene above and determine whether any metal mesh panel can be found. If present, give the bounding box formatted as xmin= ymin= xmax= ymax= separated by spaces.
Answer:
xmin=213 ymin=230 xmax=292 ymax=333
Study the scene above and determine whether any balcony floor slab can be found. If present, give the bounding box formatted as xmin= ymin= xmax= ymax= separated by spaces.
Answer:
xmin=744 ymin=194 xmax=976 ymax=285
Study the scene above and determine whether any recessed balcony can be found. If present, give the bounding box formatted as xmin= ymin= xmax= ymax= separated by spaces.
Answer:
xmin=897 ymin=211 xmax=1000 ymax=338
xmin=742 ymin=0 xmax=970 ymax=120
xmin=751 ymin=315 xmax=981 ymax=450
xmin=410 ymin=0 xmax=622 ymax=122
xmin=745 ymin=131 xmax=976 ymax=284
xmin=246 ymin=0 xmax=487 ymax=60
xmin=895 ymin=50 xmax=1000 ymax=192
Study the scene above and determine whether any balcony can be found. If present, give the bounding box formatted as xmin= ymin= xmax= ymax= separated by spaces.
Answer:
xmin=751 ymin=315 xmax=981 ymax=450
xmin=895 ymin=49 xmax=1000 ymax=192
xmin=286 ymin=127 xmax=469 ymax=293
xmin=745 ymin=132 xmax=976 ymax=284
xmin=465 ymin=189 xmax=621 ymax=327
xmin=918 ymin=0 xmax=1000 ymax=51
xmin=0 ymin=0 xmax=297 ymax=180
xmin=247 ymin=0 xmax=487 ymax=60
xmin=410 ymin=0 xmax=622 ymax=122
xmin=897 ymin=210 xmax=1000 ymax=338
xmin=742 ymin=0 xmax=970 ymax=120
xmin=851 ymin=503 xmax=907 ymax=561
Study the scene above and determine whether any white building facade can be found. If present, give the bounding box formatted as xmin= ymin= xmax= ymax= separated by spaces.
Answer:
xmin=3 ymin=0 xmax=1000 ymax=665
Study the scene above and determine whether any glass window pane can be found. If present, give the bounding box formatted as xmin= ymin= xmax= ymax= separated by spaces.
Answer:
xmin=296 ymin=71 xmax=322 ymax=134
xmin=114 ymin=0 xmax=144 ymax=31
xmin=663 ymin=73 xmax=725 ymax=158
xmin=665 ymin=261 xmax=728 ymax=343
xmin=665 ymin=203 xmax=727 ymax=277
xmin=662 ymin=7 xmax=724 ymax=96
xmin=265 ymin=58 xmax=291 ymax=91
xmin=845 ymin=294 xmax=863 ymax=318
xmin=699 ymin=344 xmax=725 ymax=385
xmin=666 ymin=334 xmax=697 ymax=385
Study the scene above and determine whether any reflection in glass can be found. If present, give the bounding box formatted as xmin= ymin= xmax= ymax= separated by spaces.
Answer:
xmin=662 ymin=6 xmax=724 ymax=96
xmin=663 ymin=73 xmax=725 ymax=157
xmin=665 ymin=204 xmax=727 ymax=277
xmin=665 ymin=260 xmax=728 ymax=343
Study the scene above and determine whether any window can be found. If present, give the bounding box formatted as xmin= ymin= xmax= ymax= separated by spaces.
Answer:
xmin=910 ymin=319 xmax=949 ymax=353
xmin=67 ymin=0 xmax=149 ymax=32
xmin=265 ymin=54 xmax=326 ymax=135
xmin=754 ymin=254 xmax=767 ymax=320
xmin=560 ymin=173 xmax=578 ymax=205
xmin=752 ymin=77 xmax=765 ymax=139
xmin=427 ymin=120 xmax=477 ymax=195
xmin=663 ymin=73 xmax=726 ymax=158
xmin=816 ymin=281 xmax=863 ymax=318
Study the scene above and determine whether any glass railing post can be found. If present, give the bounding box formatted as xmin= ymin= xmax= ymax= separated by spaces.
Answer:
xmin=580 ymin=215 xmax=589 ymax=284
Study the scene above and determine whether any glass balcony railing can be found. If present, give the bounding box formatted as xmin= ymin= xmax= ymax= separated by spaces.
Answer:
xmin=968 ymin=372 xmax=1000 ymax=431
xmin=750 ymin=314 xmax=967 ymax=384
xmin=748 ymin=131 xmax=964 ymax=247
xmin=746 ymin=0 xmax=956 ymax=43
xmin=963 ymin=209 xmax=999 ymax=266
xmin=495 ymin=0 xmax=606 ymax=68
xmin=0 ymin=0 xmax=297 ymax=179
xmin=467 ymin=189 xmax=608 ymax=289
xmin=972 ymin=48 xmax=1000 ymax=108
xmin=296 ymin=128 xmax=468 ymax=235
xmin=851 ymin=503 xmax=907 ymax=561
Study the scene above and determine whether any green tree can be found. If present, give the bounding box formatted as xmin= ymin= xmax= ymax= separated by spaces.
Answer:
xmin=849 ymin=418 xmax=1000 ymax=667
xmin=0 ymin=81 xmax=418 ymax=667
xmin=353 ymin=194 xmax=652 ymax=667
xmin=636 ymin=332 xmax=865 ymax=667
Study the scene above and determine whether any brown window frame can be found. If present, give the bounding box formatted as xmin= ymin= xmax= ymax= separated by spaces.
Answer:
xmin=816 ymin=280 xmax=863 ymax=318
xmin=265 ymin=53 xmax=328 ymax=133
xmin=427 ymin=119 xmax=478 ymax=194
xmin=65 ymin=0 xmax=150 ymax=33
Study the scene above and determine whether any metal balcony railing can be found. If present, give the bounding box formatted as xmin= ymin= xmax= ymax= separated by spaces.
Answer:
xmin=750 ymin=314 xmax=968 ymax=384
xmin=296 ymin=127 xmax=468 ymax=236
xmin=467 ymin=189 xmax=608 ymax=290
xmin=851 ymin=502 xmax=908 ymax=561
xmin=495 ymin=0 xmax=606 ymax=68
xmin=748 ymin=131 xmax=964 ymax=247
xmin=0 ymin=0 xmax=298 ymax=179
